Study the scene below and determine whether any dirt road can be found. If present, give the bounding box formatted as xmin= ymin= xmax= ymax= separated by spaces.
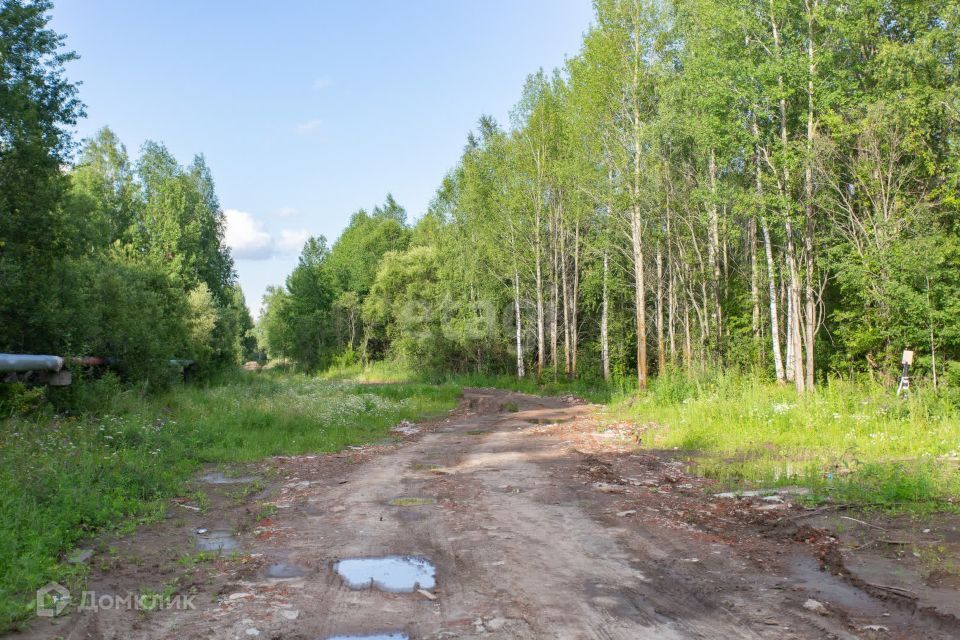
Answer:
xmin=23 ymin=389 xmax=960 ymax=639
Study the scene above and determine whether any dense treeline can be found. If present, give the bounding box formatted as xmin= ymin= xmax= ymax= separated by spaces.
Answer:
xmin=263 ymin=0 xmax=960 ymax=392
xmin=0 ymin=0 xmax=252 ymax=386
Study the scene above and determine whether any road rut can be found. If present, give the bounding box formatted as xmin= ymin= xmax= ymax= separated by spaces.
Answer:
xmin=25 ymin=388 xmax=958 ymax=639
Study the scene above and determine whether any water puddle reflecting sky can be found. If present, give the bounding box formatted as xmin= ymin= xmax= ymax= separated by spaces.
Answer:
xmin=334 ymin=556 xmax=436 ymax=593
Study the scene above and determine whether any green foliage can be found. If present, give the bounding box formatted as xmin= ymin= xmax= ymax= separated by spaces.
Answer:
xmin=363 ymin=245 xmax=451 ymax=367
xmin=0 ymin=2 xmax=249 ymax=386
xmin=257 ymin=196 xmax=413 ymax=369
xmin=0 ymin=0 xmax=83 ymax=354
xmin=262 ymin=0 xmax=960 ymax=394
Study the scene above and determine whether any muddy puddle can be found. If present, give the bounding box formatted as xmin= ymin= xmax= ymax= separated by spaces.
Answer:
xmin=786 ymin=554 xmax=888 ymax=615
xmin=334 ymin=556 xmax=436 ymax=592
xmin=193 ymin=529 xmax=239 ymax=552
xmin=198 ymin=471 xmax=260 ymax=484
xmin=265 ymin=561 xmax=309 ymax=578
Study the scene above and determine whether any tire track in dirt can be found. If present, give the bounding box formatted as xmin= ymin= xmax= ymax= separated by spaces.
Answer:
xmin=17 ymin=388 xmax=959 ymax=639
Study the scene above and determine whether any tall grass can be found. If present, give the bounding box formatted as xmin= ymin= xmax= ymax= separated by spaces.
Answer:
xmin=0 ymin=371 xmax=460 ymax=630
xmin=322 ymin=361 xmax=627 ymax=403
xmin=613 ymin=370 xmax=960 ymax=510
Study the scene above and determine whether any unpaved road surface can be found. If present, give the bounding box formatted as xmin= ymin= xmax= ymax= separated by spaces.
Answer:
xmin=21 ymin=389 xmax=960 ymax=639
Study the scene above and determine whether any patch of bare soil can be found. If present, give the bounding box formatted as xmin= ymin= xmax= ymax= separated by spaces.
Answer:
xmin=13 ymin=389 xmax=960 ymax=639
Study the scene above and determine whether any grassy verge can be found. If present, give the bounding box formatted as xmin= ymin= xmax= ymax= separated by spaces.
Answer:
xmin=322 ymin=360 xmax=622 ymax=404
xmin=0 ymin=371 xmax=460 ymax=630
xmin=610 ymin=371 xmax=960 ymax=512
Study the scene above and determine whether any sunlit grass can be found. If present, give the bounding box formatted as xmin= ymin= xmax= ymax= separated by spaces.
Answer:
xmin=0 ymin=371 xmax=460 ymax=631
xmin=612 ymin=371 xmax=960 ymax=511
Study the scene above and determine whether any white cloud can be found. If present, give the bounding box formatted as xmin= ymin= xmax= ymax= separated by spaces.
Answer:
xmin=276 ymin=229 xmax=311 ymax=254
xmin=224 ymin=209 xmax=310 ymax=260
xmin=224 ymin=209 xmax=272 ymax=259
xmin=276 ymin=207 xmax=298 ymax=218
xmin=296 ymin=118 xmax=322 ymax=134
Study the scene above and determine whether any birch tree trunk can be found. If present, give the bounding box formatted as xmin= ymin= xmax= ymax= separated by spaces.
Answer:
xmin=785 ymin=221 xmax=805 ymax=392
xmin=749 ymin=216 xmax=760 ymax=340
xmin=666 ymin=187 xmax=676 ymax=365
xmin=514 ymin=271 xmax=525 ymax=378
xmin=771 ymin=3 xmax=804 ymax=391
xmin=762 ymin=218 xmax=785 ymax=382
xmin=535 ymin=208 xmax=545 ymax=377
xmin=632 ymin=205 xmax=647 ymax=389
xmin=656 ymin=242 xmax=666 ymax=373
xmin=803 ymin=0 xmax=818 ymax=390
xmin=753 ymin=116 xmax=785 ymax=382
xmin=631 ymin=35 xmax=648 ymax=389
xmin=785 ymin=276 xmax=794 ymax=382
xmin=571 ymin=219 xmax=581 ymax=376
xmin=560 ymin=222 xmax=571 ymax=376
xmin=550 ymin=208 xmax=559 ymax=373
xmin=707 ymin=148 xmax=722 ymax=342
xmin=601 ymin=248 xmax=610 ymax=381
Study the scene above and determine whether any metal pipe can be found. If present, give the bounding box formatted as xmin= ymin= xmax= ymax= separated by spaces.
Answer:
xmin=0 ymin=354 xmax=64 ymax=373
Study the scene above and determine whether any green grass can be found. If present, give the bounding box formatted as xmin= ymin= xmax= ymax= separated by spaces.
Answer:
xmin=611 ymin=370 xmax=960 ymax=511
xmin=323 ymin=361 xmax=621 ymax=403
xmin=0 ymin=370 xmax=460 ymax=631
xmin=320 ymin=359 xmax=416 ymax=384
xmin=439 ymin=371 xmax=621 ymax=404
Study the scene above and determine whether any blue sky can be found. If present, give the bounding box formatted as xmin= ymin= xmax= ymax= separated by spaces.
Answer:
xmin=52 ymin=1 xmax=594 ymax=317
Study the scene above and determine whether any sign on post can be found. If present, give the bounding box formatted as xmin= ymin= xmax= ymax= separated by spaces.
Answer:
xmin=896 ymin=350 xmax=914 ymax=396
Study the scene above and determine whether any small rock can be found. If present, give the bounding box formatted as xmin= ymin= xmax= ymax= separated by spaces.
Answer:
xmin=617 ymin=510 xmax=637 ymax=517
xmin=280 ymin=609 xmax=300 ymax=621
xmin=593 ymin=482 xmax=625 ymax=494
xmin=861 ymin=625 xmax=889 ymax=633
xmin=228 ymin=592 xmax=252 ymax=601
xmin=195 ymin=527 xmax=209 ymax=535
xmin=803 ymin=598 xmax=828 ymax=615
xmin=757 ymin=503 xmax=789 ymax=511
xmin=417 ymin=588 xmax=437 ymax=600
xmin=245 ymin=629 xmax=260 ymax=637
xmin=392 ymin=420 xmax=420 ymax=436
xmin=486 ymin=617 xmax=508 ymax=631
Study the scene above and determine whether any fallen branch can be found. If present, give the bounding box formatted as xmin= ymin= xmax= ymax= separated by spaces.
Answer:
xmin=840 ymin=516 xmax=885 ymax=531
xmin=784 ymin=504 xmax=849 ymax=520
